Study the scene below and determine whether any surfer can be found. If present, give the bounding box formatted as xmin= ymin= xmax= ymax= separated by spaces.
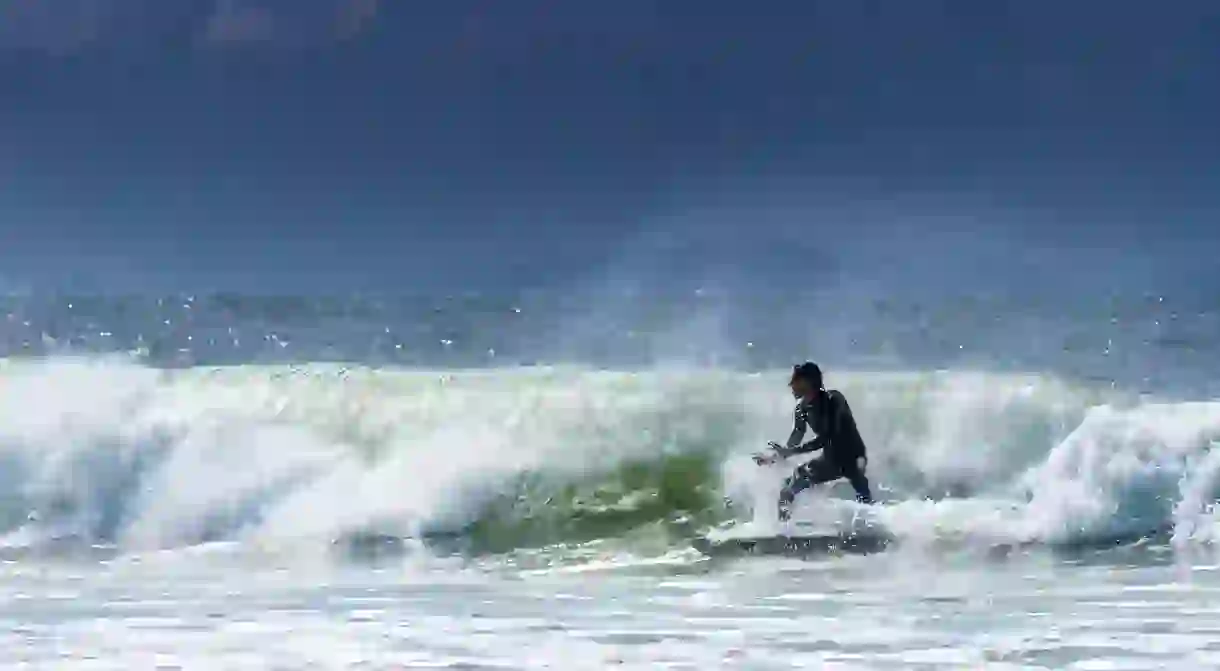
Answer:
xmin=755 ymin=362 xmax=873 ymax=520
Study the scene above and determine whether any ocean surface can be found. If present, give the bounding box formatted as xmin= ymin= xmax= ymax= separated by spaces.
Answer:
xmin=2 ymin=293 xmax=1219 ymax=669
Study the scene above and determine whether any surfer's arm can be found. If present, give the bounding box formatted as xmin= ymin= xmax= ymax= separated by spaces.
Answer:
xmin=761 ymin=404 xmax=827 ymax=462
xmin=785 ymin=406 xmax=807 ymax=448
xmin=786 ymin=427 xmax=805 ymax=451
xmin=780 ymin=395 xmax=845 ymax=456
xmin=786 ymin=434 xmax=829 ymax=455
xmin=768 ymin=408 xmax=809 ymax=458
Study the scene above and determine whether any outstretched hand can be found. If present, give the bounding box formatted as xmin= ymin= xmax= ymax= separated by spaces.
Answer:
xmin=752 ymin=442 xmax=786 ymax=465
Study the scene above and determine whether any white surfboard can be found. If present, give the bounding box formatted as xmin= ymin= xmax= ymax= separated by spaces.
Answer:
xmin=694 ymin=519 xmax=892 ymax=557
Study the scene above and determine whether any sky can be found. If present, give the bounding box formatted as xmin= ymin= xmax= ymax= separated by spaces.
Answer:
xmin=1 ymin=1 xmax=1218 ymax=298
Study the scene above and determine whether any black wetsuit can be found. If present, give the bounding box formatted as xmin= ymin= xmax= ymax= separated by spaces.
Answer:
xmin=777 ymin=389 xmax=873 ymax=520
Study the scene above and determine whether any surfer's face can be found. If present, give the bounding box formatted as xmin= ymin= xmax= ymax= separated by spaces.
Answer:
xmin=789 ymin=377 xmax=813 ymax=400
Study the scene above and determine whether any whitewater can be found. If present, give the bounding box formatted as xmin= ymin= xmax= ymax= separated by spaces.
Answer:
xmin=2 ymin=351 xmax=1220 ymax=668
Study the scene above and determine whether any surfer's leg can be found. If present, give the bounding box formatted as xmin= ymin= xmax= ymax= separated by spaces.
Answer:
xmin=777 ymin=458 xmax=840 ymax=521
xmin=777 ymin=470 xmax=811 ymax=522
xmin=842 ymin=456 xmax=873 ymax=504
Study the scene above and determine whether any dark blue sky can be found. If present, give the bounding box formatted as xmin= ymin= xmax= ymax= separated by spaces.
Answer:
xmin=2 ymin=1 xmax=1218 ymax=297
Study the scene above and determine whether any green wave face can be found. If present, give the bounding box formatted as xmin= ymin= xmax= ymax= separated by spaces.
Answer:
xmin=454 ymin=452 xmax=731 ymax=554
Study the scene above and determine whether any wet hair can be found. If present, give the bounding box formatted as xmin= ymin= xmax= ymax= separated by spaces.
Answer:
xmin=790 ymin=361 xmax=824 ymax=389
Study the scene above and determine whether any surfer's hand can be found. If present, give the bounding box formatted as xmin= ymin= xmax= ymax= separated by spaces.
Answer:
xmin=754 ymin=443 xmax=784 ymax=465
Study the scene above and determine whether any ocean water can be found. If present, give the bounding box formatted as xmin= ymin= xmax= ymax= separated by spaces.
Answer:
xmin=1 ymin=294 xmax=1219 ymax=669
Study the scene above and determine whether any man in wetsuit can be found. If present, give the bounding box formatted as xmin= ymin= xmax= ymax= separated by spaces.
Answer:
xmin=754 ymin=362 xmax=873 ymax=520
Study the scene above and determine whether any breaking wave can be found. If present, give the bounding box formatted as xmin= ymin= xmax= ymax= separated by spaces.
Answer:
xmin=0 ymin=357 xmax=1217 ymax=557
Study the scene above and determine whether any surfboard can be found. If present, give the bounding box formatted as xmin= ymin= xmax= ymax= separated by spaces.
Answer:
xmin=693 ymin=521 xmax=893 ymax=558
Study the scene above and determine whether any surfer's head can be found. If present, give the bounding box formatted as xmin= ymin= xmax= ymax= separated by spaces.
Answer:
xmin=789 ymin=362 xmax=823 ymax=400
